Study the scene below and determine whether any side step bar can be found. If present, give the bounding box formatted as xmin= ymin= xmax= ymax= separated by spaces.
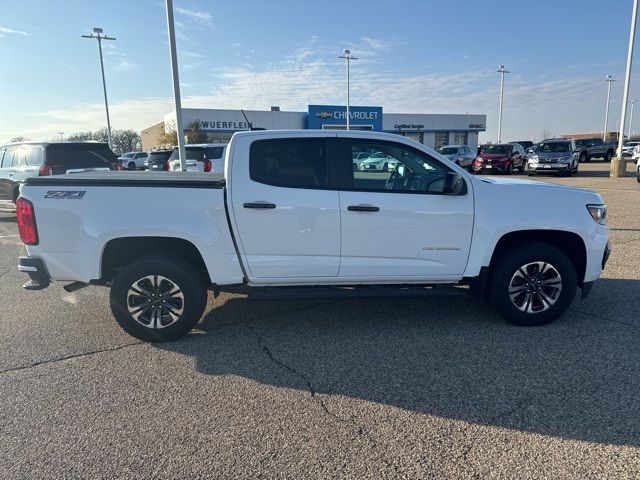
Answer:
xmin=223 ymin=284 xmax=468 ymax=301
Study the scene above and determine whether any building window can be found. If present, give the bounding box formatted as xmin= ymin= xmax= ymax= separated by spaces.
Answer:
xmin=453 ymin=132 xmax=468 ymax=145
xmin=434 ymin=132 xmax=449 ymax=149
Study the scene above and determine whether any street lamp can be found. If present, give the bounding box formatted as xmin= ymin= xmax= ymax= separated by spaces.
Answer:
xmin=603 ymin=74 xmax=615 ymax=141
xmin=81 ymin=27 xmax=116 ymax=149
xmin=165 ymin=0 xmax=187 ymax=171
xmin=339 ymin=49 xmax=358 ymax=130
xmin=497 ymin=65 xmax=509 ymax=143
xmin=628 ymin=99 xmax=637 ymax=139
xmin=57 ymin=132 xmax=64 ymax=141
xmin=613 ymin=0 xmax=639 ymax=177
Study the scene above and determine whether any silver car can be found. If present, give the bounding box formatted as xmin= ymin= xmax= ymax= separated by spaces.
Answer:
xmin=437 ymin=145 xmax=475 ymax=170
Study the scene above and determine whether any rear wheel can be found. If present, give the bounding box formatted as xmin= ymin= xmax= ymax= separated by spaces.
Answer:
xmin=110 ymin=255 xmax=207 ymax=342
xmin=489 ymin=243 xmax=577 ymax=326
xmin=579 ymin=152 xmax=587 ymax=163
xmin=604 ymin=151 xmax=613 ymax=162
xmin=128 ymin=162 xmax=136 ymax=170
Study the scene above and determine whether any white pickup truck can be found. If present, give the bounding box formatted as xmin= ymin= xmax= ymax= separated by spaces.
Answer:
xmin=16 ymin=130 xmax=610 ymax=342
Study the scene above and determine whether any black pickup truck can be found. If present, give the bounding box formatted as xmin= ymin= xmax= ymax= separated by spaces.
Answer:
xmin=573 ymin=137 xmax=616 ymax=163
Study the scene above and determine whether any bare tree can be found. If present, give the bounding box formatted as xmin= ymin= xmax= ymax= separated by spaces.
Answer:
xmin=10 ymin=136 xmax=30 ymax=142
xmin=66 ymin=128 xmax=141 ymax=155
xmin=538 ymin=129 xmax=554 ymax=142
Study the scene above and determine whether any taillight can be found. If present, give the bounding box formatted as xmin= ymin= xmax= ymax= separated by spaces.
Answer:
xmin=16 ymin=198 xmax=38 ymax=245
xmin=203 ymin=159 xmax=212 ymax=172
xmin=38 ymin=164 xmax=52 ymax=176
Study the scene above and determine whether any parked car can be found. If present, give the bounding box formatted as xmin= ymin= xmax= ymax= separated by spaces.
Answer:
xmin=510 ymin=140 xmax=534 ymax=151
xmin=526 ymin=139 xmax=580 ymax=176
xmin=472 ymin=143 xmax=526 ymax=174
xmin=352 ymin=151 xmax=371 ymax=171
xmin=359 ymin=151 xmax=399 ymax=171
xmin=167 ymin=144 xmax=226 ymax=173
xmin=621 ymin=141 xmax=640 ymax=157
xmin=118 ymin=151 xmax=148 ymax=170
xmin=572 ymin=137 xmax=616 ymax=162
xmin=0 ymin=141 xmax=120 ymax=211
xmin=437 ymin=145 xmax=475 ymax=170
xmin=143 ymin=150 xmax=173 ymax=171
xmin=17 ymin=130 xmax=609 ymax=342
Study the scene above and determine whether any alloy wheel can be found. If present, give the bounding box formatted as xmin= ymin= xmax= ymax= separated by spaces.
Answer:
xmin=508 ymin=261 xmax=562 ymax=314
xmin=126 ymin=275 xmax=185 ymax=329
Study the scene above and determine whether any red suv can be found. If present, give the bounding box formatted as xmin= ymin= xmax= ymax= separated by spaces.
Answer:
xmin=472 ymin=143 xmax=526 ymax=175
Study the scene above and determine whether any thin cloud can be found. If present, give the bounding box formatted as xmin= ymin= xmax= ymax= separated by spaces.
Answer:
xmin=175 ymin=7 xmax=213 ymax=26
xmin=0 ymin=26 xmax=31 ymax=37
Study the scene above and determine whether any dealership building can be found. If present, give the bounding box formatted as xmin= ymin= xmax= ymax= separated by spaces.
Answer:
xmin=141 ymin=105 xmax=486 ymax=152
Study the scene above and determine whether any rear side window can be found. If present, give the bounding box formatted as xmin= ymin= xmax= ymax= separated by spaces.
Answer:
xmin=25 ymin=146 xmax=44 ymax=166
xmin=46 ymin=144 xmax=117 ymax=167
xmin=249 ymin=139 xmax=329 ymax=188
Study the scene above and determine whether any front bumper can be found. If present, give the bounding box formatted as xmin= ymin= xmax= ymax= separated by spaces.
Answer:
xmin=472 ymin=163 xmax=509 ymax=173
xmin=18 ymin=256 xmax=50 ymax=290
xmin=527 ymin=162 xmax=571 ymax=173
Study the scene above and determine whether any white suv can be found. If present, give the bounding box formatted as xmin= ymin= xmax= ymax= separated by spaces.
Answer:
xmin=167 ymin=144 xmax=226 ymax=174
xmin=118 ymin=152 xmax=148 ymax=170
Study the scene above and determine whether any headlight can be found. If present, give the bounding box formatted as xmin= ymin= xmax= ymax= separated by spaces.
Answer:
xmin=587 ymin=204 xmax=607 ymax=225
xmin=559 ymin=156 xmax=572 ymax=163
xmin=528 ymin=155 xmax=539 ymax=164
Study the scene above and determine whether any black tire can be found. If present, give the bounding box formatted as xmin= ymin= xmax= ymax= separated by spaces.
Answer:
xmin=128 ymin=162 xmax=136 ymax=170
xmin=382 ymin=162 xmax=389 ymax=172
xmin=519 ymin=161 xmax=526 ymax=173
xmin=505 ymin=163 xmax=513 ymax=175
xmin=579 ymin=152 xmax=587 ymax=163
xmin=110 ymin=255 xmax=207 ymax=342
xmin=527 ymin=172 xmax=535 ymax=177
xmin=564 ymin=167 xmax=573 ymax=177
xmin=604 ymin=151 xmax=613 ymax=162
xmin=489 ymin=242 xmax=577 ymax=326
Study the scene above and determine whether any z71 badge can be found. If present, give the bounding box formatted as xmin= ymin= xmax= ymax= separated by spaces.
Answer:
xmin=44 ymin=191 xmax=86 ymax=200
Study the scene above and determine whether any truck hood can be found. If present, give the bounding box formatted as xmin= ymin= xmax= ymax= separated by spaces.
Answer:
xmin=473 ymin=176 xmax=604 ymax=203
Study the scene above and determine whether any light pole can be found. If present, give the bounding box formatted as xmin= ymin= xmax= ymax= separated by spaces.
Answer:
xmin=628 ymin=99 xmax=637 ymax=139
xmin=603 ymin=74 xmax=615 ymax=141
xmin=165 ymin=0 xmax=187 ymax=171
xmin=613 ymin=0 xmax=639 ymax=177
xmin=82 ymin=27 xmax=115 ymax=149
xmin=497 ymin=65 xmax=509 ymax=143
xmin=57 ymin=132 xmax=64 ymax=141
xmin=339 ymin=49 xmax=358 ymax=130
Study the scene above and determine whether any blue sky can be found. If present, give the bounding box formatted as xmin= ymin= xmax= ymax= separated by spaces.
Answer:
xmin=0 ymin=0 xmax=638 ymax=143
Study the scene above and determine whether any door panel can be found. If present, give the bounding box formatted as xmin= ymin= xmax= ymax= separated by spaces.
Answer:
xmin=230 ymin=137 xmax=340 ymax=279
xmin=338 ymin=138 xmax=474 ymax=279
xmin=0 ymin=146 xmax=16 ymax=201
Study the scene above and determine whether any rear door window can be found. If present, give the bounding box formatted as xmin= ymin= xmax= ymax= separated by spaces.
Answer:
xmin=205 ymin=147 xmax=224 ymax=159
xmin=1 ymin=147 xmax=16 ymax=168
xmin=249 ymin=138 xmax=331 ymax=189
xmin=169 ymin=147 xmax=205 ymax=161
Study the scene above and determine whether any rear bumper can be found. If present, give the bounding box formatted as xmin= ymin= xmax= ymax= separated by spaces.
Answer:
xmin=18 ymin=256 xmax=50 ymax=290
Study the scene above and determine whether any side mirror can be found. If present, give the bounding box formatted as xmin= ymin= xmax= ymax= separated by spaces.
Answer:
xmin=444 ymin=172 xmax=465 ymax=195
xmin=527 ymin=148 xmax=534 ymax=154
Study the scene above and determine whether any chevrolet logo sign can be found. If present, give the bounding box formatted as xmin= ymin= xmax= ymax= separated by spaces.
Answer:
xmin=315 ymin=111 xmax=333 ymax=119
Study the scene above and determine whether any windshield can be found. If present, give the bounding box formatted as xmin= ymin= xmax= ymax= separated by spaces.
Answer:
xmin=169 ymin=147 xmax=206 ymax=161
xmin=438 ymin=147 xmax=459 ymax=155
xmin=536 ymin=142 xmax=571 ymax=153
xmin=205 ymin=146 xmax=224 ymax=159
xmin=121 ymin=152 xmax=135 ymax=158
xmin=147 ymin=151 xmax=171 ymax=161
xmin=481 ymin=145 xmax=511 ymax=155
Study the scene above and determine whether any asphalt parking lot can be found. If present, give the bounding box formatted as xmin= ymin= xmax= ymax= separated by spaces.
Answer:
xmin=1 ymin=162 xmax=639 ymax=479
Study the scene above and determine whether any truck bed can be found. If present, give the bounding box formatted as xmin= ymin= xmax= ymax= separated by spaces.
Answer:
xmin=24 ymin=171 xmax=225 ymax=188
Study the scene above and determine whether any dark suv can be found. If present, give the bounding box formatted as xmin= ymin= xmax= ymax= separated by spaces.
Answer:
xmin=0 ymin=142 xmax=120 ymax=211
xmin=143 ymin=149 xmax=173 ymax=171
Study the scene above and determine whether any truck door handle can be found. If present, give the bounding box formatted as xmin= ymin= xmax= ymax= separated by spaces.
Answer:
xmin=347 ymin=205 xmax=379 ymax=212
xmin=243 ymin=202 xmax=276 ymax=209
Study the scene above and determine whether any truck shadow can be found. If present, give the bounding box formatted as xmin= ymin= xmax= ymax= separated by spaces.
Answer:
xmin=155 ymin=278 xmax=640 ymax=447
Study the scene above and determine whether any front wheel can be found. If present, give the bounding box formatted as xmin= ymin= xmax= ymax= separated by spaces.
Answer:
xmin=382 ymin=163 xmax=389 ymax=172
xmin=579 ymin=153 xmax=587 ymax=163
xmin=489 ymin=242 xmax=577 ymax=326
xmin=505 ymin=163 xmax=513 ymax=175
xmin=128 ymin=162 xmax=136 ymax=170
xmin=110 ymin=255 xmax=207 ymax=342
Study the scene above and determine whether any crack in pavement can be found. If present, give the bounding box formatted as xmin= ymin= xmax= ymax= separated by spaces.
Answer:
xmin=571 ymin=306 xmax=639 ymax=329
xmin=243 ymin=320 xmax=408 ymax=477
xmin=0 ymin=342 xmax=142 ymax=375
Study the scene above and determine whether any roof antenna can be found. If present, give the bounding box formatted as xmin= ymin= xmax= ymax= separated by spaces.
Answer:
xmin=241 ymin=109 xmax=265 ymax=131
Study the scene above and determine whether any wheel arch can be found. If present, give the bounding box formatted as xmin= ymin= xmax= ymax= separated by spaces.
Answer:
xmin=473 ymin=229 xmax=587 ymax=298
xmin=100 ymin=236 xmax=210 ymax=285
